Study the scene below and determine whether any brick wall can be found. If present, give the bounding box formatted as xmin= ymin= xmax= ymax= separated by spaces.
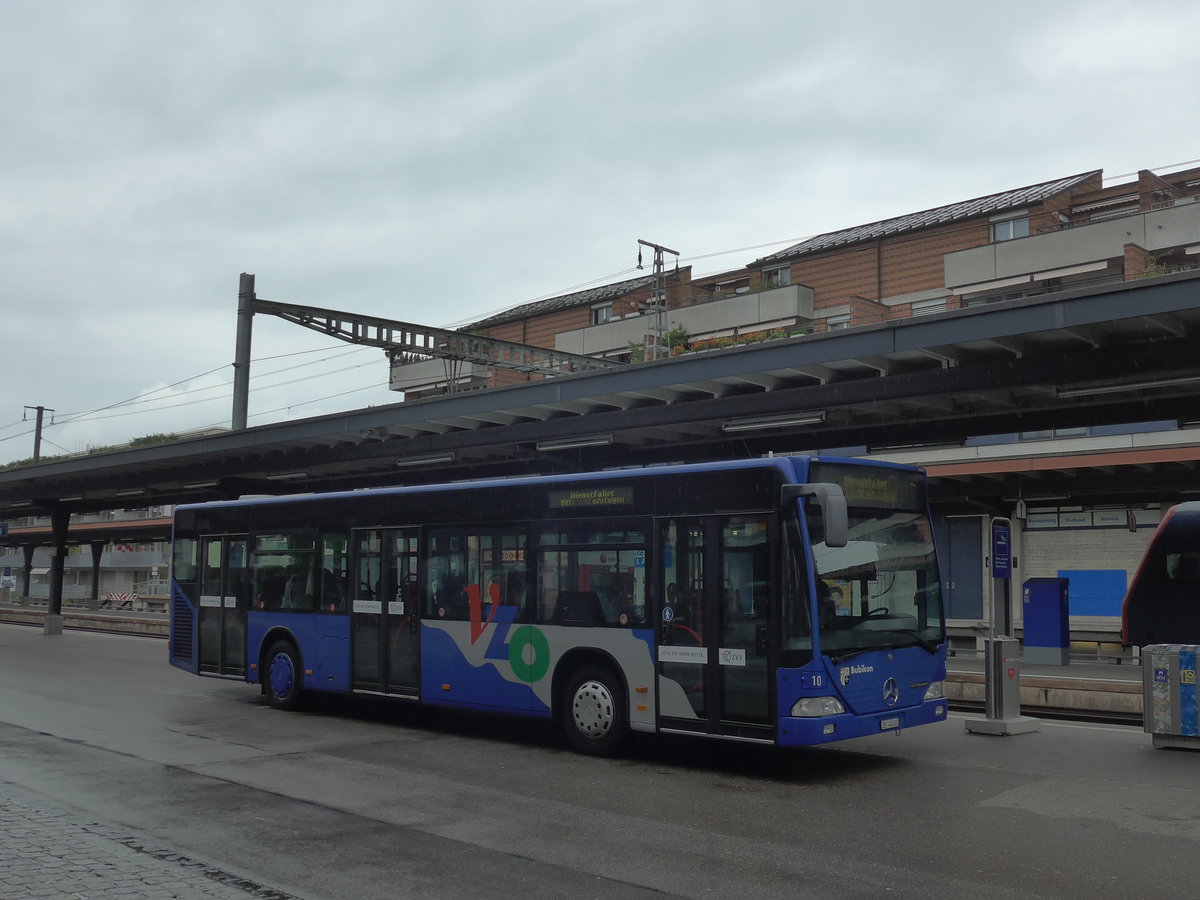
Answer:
xmin=485 ymin=307 xmax=590 ymax=347
xmin=848 ymin=295 xmax=890 ymax=327
xmin=1123 ymin=243 xmax=1154 ymax=281
xmin=1020 ymin=526 xmax=1153 ymax=587
xmin=787 ymin=216 xmax=1000 ymax=312
xmin=793 ymin=247 xmax=882 ymax=312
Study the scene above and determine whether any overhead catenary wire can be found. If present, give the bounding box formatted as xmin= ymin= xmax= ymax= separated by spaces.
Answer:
xmin=0 ymin=345 xmax=376 ymax=449
xmin=76 ymin=357 xmax=385 ymax=423
xmin=54 ymin=347 xmax=373 ymax=420
xmin=192 ymin=379 xmax=393 ymax=433
xmin=10 ymin=154 xmax=1198 ymax=460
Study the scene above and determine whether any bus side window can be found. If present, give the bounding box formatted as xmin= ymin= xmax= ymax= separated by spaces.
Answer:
xmin=253 ymin=532 xmax=318 ymax=612
xmin=256 ymin=569 xmax=286 ymax=611
xmin=321 ymin=533 xmax=349 ymax=613
xmin=435 ymin=573 xmax=470 ymax=619
xmin=504 ymin=571 xmax=530 ymax=621
xmin=278 ymin=557 xmax=320 ymax=612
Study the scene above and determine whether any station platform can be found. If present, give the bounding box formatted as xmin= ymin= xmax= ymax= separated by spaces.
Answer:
xmin=0 ymin=601 xmax=168 ymax=638
xmin=946 ymin=653 xmax=1143 ymax=720
xmin=0 ymin=601 xmax=1145 ymax=721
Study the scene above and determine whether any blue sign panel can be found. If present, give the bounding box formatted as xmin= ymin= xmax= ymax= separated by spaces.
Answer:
xmin=992 ymin=523 xmax=1011 ymax=579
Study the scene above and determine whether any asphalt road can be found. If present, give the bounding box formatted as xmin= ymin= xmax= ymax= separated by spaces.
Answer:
xmin=1 ymin=623 xmax=1198 ymax=899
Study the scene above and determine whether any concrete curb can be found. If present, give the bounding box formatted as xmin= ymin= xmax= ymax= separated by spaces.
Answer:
xmin=945 ymin=670 xmax=1143 ymax=716
xmin=0 ymin=608 xmax=168 ymax=638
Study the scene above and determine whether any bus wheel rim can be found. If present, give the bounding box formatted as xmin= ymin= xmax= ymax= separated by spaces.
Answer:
xmin=572 ymin=679 xmax=614 ymax=738
xmin=269 ymin=653 xmax=294 ymax=697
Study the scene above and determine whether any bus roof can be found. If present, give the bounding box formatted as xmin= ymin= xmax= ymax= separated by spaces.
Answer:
xmin=175 ymin=454 xmax=924 ymax=513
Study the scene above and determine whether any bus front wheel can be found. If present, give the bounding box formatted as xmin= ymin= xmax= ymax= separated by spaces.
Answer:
xmin=264 ymin=640 xmax=303 ymax=711
xmin=561 ymin=665 xmax=627 ymax=756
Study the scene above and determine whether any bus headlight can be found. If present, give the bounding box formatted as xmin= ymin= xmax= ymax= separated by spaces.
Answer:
xmin=791 ymin=696 xmax=846 ymax=717
xmin=923 ymin=681 xmax=945 ymax=700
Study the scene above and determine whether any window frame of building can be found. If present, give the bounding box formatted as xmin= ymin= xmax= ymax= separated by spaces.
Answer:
xmin=591 ymin=303 xmax=613 ymax=326
xmin=713 ymin=278 xmax=750 ymax=296
xmin=826 ymin=314 xmax=850 ymax=331
xmin=990 ymin=214 xmax=1030 ymax=242
xmin=761 ymin=265 xmax=791 ymax=290
xmin=911 ymin=298 xmax=948 ymax=317
xmin=1019 ymin=426 xmax=1088 ymax=442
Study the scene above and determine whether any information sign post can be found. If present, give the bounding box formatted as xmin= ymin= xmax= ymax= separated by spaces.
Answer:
xmin=966 ymin=517 xmax=1040 ymax=736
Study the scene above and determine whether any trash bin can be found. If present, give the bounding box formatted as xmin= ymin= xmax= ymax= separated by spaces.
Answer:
xmin=1144 ymin=644 xmax=1200 ymax=750
xmin=1022 ymin=577 xmax=1069 ymax=665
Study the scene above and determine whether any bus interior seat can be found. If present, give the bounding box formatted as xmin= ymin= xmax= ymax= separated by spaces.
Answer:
xmin=552 ymin=591 xmax=606 ymax=626
xmin=257 ymin=572 xmax=287 ymax=610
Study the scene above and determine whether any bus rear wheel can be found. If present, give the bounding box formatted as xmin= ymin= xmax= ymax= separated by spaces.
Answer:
xmin=562 ymin=665 xmax=627 ymax=756
xmin=264 ymin=640 xmax=303 ymax=711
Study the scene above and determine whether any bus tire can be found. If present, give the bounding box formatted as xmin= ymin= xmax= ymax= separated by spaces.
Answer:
xmin=264 ymin=640 xmax=303 ymax=711
xmin=561 ymin=664 xmax=627 ymax=757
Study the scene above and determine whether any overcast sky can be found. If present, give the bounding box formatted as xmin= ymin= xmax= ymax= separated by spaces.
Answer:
xmin=5 ymin=0 xmax=1200 ymax=465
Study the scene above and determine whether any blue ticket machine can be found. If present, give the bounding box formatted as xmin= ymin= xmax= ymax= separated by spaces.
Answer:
xmin=1023 ymin=577 xmax=1070 ymax=665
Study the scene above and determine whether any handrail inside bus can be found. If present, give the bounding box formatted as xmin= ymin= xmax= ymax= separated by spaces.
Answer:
xmin=781 ymin=483 xmax=848 ymax=548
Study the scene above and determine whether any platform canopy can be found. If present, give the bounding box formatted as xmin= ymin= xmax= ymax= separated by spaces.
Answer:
xmin=4 ymin=271 xmax=1200 ymax=524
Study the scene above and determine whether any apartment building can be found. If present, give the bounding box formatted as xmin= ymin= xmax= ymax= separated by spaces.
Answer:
xmin=387 ymin=162 xmax=1200 ymax=654
xmin=391 ymin=164 xmax=1200 ymax=400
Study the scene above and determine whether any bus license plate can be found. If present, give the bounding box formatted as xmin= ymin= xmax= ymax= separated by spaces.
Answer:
xmin=880 ymin=717 xmax=900 ymax=731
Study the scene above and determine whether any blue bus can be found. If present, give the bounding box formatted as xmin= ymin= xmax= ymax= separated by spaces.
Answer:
xmin=168 ymin=456 xmax=948 ymax=755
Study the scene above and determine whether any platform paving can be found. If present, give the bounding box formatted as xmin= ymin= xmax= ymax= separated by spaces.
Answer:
xmin=0 ymin=782 xmax=298 ymax=900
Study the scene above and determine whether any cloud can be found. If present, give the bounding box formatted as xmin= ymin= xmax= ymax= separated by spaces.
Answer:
xmin=3 ymin=0 xmax=1199 ymax=464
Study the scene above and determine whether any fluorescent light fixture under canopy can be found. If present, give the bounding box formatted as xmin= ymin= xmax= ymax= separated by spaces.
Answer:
xmin=721 ymin=411 xmax=825 ymax=433
xmin=536 ymin=434 xmax=614 ymax=452
xmin=396 ymin=453 xmax=455 ymax=468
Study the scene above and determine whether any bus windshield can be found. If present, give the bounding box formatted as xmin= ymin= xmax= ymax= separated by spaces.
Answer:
xmin=806 ymin=464 xmax=944 ymax=662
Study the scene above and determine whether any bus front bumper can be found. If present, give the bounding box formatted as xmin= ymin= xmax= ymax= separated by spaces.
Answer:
xmin=777 ymin=698 xmax=949 ymax=747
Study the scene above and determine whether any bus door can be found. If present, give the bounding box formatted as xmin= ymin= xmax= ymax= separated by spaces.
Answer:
xmin=352 ymin=528 xmax=420 ymax=695
xmin=197 ymin=534 xmax=250 ymax=676
xmin=657 ymin=516 xmax=775 ymax=739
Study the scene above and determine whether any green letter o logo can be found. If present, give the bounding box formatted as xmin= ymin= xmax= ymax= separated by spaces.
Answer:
xmin=508 ymin=626 xmax=550 ymax=683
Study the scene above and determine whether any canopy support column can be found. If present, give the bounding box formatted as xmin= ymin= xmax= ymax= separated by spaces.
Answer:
xmin=45 ymin=505 xmax=69 ymax=635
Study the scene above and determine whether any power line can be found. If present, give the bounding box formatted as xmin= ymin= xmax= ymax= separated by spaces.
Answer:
xmin=54 ymin=347 xmax=371 ymax=420
xmin=250 ymin=379 xmax=393 ymax=419
xmin=0 ymin=427 xmax=36 ymax=447
xmin=51 ymin=364 xmax=230 ymax=427
xmin=191 ymin=378 xmax=394 ymax=433
xmin=1106 ymin=156 xmax=1200 ymax=184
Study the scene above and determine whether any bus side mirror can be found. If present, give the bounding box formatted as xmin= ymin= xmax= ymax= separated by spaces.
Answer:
xmin=782 ymin=483 xmax=848 ymax=548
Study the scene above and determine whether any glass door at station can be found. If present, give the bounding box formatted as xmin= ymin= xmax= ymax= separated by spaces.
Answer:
xmin=352 ymin=528 xmax=420 ymax=695
xmin=197 ymin=534 xmax=250 ymax=676
xmin=657 ymin=516 xmax=775 ymax=738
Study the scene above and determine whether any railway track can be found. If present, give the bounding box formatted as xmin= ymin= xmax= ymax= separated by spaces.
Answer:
xmin=949 ymin=699 xmax=1143 ymax=728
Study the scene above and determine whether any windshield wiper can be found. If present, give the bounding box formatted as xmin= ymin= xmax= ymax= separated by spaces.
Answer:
xmin=826 ymin=631 xmax=940 ymax=663
xmin=904 ymin=631 xmax=940 ymax=653
xmin=876 ymin=631 xmax=940 ymax=654
xmin=827 ymin=646 xmax=871 ymax=664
